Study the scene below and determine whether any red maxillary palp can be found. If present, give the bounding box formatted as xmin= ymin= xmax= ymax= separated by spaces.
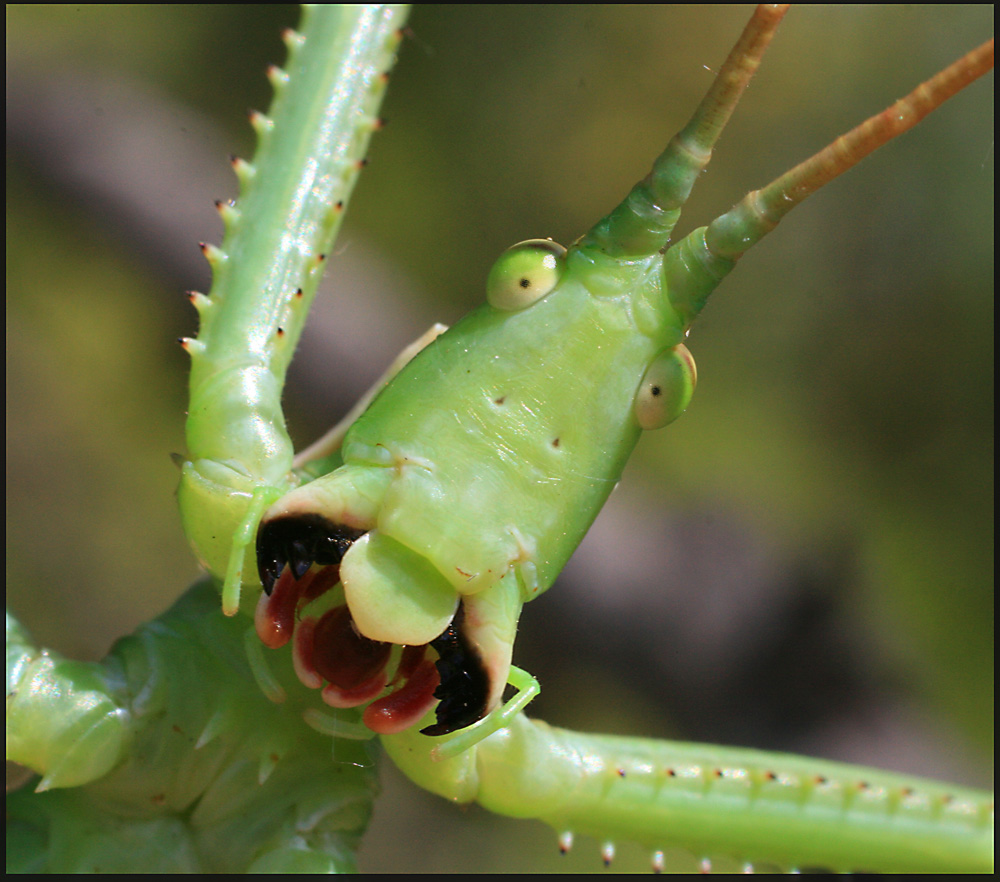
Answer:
xmin=255 ymin=565 xmax=343 ymax=649
xmin=255 ymin=567 xmax=301 ymax=648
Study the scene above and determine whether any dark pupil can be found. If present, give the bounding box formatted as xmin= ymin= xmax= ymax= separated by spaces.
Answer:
xmin=519 ymin=277 xmax=531 ymax=288
xmin=651 ymin=385 xmax=662 ymax=397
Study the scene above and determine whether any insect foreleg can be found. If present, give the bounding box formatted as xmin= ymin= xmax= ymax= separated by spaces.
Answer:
xmin=383 ymin=712 xmax=994 ymax=873
xmin=178 ymin=6 xmax=409 ymax=614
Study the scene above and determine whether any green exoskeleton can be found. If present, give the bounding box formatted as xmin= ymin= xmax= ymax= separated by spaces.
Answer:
xmin=6 ymin=4 xmax=993 ymax=874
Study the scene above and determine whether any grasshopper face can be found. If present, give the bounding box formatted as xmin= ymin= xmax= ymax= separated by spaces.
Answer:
xmin=254 ymin=235 xmax=699 ymax=738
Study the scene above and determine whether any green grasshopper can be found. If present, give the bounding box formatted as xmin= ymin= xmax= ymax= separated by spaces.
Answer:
xmin=7 ymin=5 xmax=992 ymax=872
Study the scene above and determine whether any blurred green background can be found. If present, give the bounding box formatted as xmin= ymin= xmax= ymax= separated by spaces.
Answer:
xmin=7 ymin=5 xmax=993 ymax=873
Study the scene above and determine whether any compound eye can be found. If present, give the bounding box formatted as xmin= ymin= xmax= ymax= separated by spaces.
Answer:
xmin=635 ymin=344 xmax=697 ymax=430
xmin=486 ymin=238 xmax=566 ymax=311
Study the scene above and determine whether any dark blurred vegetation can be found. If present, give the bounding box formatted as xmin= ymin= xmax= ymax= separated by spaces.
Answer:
xmin=7 ymin=5 xmax=992 ymax=873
